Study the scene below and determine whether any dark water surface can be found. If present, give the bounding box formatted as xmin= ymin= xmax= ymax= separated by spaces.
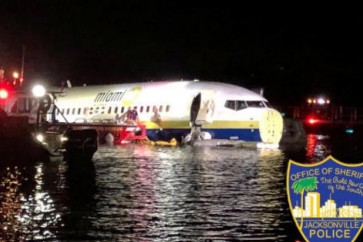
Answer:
xmin=1 ymin=131 xmax=363 ymax=241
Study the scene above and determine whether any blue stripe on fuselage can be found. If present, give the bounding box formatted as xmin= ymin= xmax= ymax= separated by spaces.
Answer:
xmin=146 ymin=128 xmax=261 ymax=142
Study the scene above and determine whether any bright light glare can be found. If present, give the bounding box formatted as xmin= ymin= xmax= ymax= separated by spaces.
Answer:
xmin=32 ymin=85 xmax=46 ymax=97
xmin=317 ymin=98 xmax=325 ymax=105
xmin=308 ymin=118 xmax=318 ymax=124
xmin=0 ymin=89 xmax=8 ymax=99
xmin=60 ymin=136 xmax=68 ymax=142
xmin=36 ymin=134 xmax=44 ymax=142
xmin=13 ymin=72 xmax=19 ymax=79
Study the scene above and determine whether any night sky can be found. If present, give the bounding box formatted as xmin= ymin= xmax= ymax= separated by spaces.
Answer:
xmin=0 ymin=2 xmax=361 ymax=106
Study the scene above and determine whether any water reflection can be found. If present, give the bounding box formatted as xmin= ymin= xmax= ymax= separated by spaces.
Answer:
xmin=306 ymin=134 xmax=331 ymax=163
xmin=0 ymin=163 xmax=61 ymax=241
xmin=60 ymin=156 xmax=97 ymax=240
xmin=304 ymin=131 xmax=363 ymax=164
xmin=1 ymin=130 xmax=363 ymax=241
xmin=0 ymin=165 xmax=25 ymax=241
xmin=87 ymin=145 xmax=301 ymax=241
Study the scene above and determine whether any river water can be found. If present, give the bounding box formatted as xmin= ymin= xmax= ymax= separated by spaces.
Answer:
xmin=1 ymin=129 xmax=363 ymax=241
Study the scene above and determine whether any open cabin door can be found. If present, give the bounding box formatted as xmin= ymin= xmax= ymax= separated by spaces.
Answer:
xmin=190 ymin=91 xmax=215 ymax=126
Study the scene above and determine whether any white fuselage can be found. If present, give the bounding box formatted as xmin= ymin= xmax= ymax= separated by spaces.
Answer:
xmin=52 ymin=80 xmax=283 ymax=144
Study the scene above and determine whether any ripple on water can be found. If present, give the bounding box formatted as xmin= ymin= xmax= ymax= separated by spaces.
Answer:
xmin=0 ymin=143 xmax=308 ymax=241
xmin=84 ymin=145 xmax=297 ymax=241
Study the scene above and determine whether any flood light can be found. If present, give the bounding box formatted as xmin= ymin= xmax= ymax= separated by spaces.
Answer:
xmin=32 ymin=84 xmax=46 ymax=97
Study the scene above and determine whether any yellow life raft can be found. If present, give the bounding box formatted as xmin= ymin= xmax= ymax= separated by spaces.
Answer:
xmin=150 ymin=138 xmax=178 ymax=146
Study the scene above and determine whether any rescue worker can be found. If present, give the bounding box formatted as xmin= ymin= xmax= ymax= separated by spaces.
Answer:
xmin=117 ymin=106 xmax=139 ymax=124
xmin=128 ymin=107 xmax=139 ymax=122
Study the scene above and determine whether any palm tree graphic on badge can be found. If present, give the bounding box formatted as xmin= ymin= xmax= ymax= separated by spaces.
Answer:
xmin=292 ymin=177 xmax=319 ymax=229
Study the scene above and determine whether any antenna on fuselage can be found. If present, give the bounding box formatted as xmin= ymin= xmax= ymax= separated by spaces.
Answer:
xmin=251 ymin=87 xmax=264 ymax=97
xmin=259 ymin=88 xmax=264 ymax=97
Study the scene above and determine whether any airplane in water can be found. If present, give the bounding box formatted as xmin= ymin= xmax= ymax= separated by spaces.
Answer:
xmin=51 ymin=80 xmax=283 ymax=146
xmin=3 ymin=80 xmax=284 ymax=147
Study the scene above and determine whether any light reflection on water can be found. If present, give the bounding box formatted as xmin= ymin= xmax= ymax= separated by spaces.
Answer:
xmin=0 ymin=164 xmax=63 ymax=241
xmin=81 ymin=146 xmax=294 ymax=241
xmin=1 ymin=131 xmax=362 ymax=241
xmin=305 ymin=134 xmax=331 ymax=163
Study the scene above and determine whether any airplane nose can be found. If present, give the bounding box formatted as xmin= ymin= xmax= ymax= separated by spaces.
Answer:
xmin=259 ymin=109 xmax=284 ymax=144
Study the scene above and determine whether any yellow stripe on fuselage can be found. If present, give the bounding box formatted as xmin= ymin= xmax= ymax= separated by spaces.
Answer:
xmin=142 ymin=120 xmax=259 ymax=129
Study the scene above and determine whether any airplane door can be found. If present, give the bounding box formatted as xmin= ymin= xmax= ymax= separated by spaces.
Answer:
xmin=190 ymin=93 xmax=201 ymax=126
xmin=190 ymin=91 xmax=215 ymax=126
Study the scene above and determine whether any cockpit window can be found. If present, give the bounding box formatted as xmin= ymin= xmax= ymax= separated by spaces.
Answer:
xmin=225 ymin=100 xmax=248 ymax=111
xmin=264 ymin=102 xmax=272 ymax=108
xmin=236 ymin=101 xmax=247 ymax=110
xmin=246 ymin=101 xmax=265 ymax=108
xmin=225 ymin=100 xmax=236 ymax=110
xmin=225 ymin=100 xmax=267 ymax=110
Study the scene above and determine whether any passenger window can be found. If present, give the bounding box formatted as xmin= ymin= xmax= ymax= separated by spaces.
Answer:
xmin=159 ymin=105 xmax=163 ymax=112
xmin=140 ymin=106 xmax=144 ymax=113
xmin=72 ymin=108 xmax=75 ymax=115
xmin=146 ymin=106 xmax=150 ymax=112
xmin=121 ymin=107 xmax=124 ymax=113
xmin=114 ymin=107 xmax=118 ymax=113
xmin=84 ymin=107 xmax=88 ymax=115
xmin=78 ymin=108 xmax=81 ymax=115
xmin=166 ymin=105 xmax=170 ymax=112
xmin=108 ymin=107 xmax=112 ymax=114
xmin=66 ymin=109 xmax=70 ymax=115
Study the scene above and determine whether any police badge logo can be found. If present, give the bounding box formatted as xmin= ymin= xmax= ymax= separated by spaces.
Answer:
xmin=287 ymin=156 xmax=363 ymax=242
